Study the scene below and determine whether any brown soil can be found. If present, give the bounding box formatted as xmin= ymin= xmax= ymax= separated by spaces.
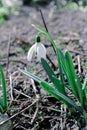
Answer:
xmin=0 ymin=2 xmax=87 ymax=130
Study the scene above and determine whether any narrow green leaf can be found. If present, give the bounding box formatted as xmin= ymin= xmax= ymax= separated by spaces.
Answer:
xmin=0 ymin=98 xmax=4 ymax=107
xmin=56 ymin=49 xmax=82 ymax=101
xmin=75 ymin=78 xmax=84 ymax=107
xmin=52 ymin=75 xmax=66 ymax=95
xmin=56 ymin=49 xmax=84 ymax=106
xmin=65 ymin=51 xmax=79 ymax=96
xmin=82 ymin=74 xmax=87 ymax=90
xmin=40 ymin=81 xmax=82 ymax=113
xmin=40 ymin=81 xmax=69 ymax=107
xmin=65 ymin=51 xmax=83 ymax=105
xmin=41 ymin=58 xmax=56 ymax=81
xmin=0 ymin=105 xmax=4 ymax=113
xmin=0 ymin=98 xmax=4 ymax=112
xmin=41 ymin=58 xmax=66 ymax=95
xmin=20 ymin=67 xmax=70 ymax=107
xmin=0 ymin=65 xmax=7 ymax=109
xmin=19 ymin=69 xmax=42 ymax=83
xmin=56 ymin=48 xmax=66 ymax=84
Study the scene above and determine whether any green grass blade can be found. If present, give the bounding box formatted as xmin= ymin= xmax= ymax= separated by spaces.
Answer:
xmin=40 ymin=81 xmax=69 ymax=107
xmin=65 ymin=51 xmax=79 ymax=96
xmin=56 ymin=49 xmax=82 ymax=101
xmin=56 ymin=48 xmax=66 ymax=84
xmin=19 ymin=69 xmax=42 ymax=83
xmin=0 ymin=98 xmax=4 ymax=107
xmin=41 ymin=58 xmax=66 ymax=95
xmin=0 ymin=65 xmax=7 ymax=109
xmin=0 ymin=98 xmax=4 ymax=113
xmin=82 ymin=74 xmax=87 ymax=90
xmin=19 ymin=68 xmax=71 ymax=108
xmin=0 ymin=105 xmax=4 ymax=113
xmin=65 ymin=51 xmax=83 ymax=105
xmin=41 ymin=58 xmax=56 ymax=81
xmin=52 ymin=75 xmax=66 ymax=95
xmin=40 ymin=81 xmax=82 ymax=113
xmin=75 ymin=78 xmax=84 ymax=107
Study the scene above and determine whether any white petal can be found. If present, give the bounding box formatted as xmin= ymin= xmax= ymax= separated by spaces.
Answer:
xmin=27 ymin=44 xmax=36 ymax=61
xmin=37 ymin=43 xmax=46 ymax=61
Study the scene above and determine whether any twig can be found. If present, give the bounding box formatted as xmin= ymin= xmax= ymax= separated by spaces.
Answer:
xmin=9 ymin=74 xmax=14 ymax=101
xmin=39 ymin=9 xmax=48 ymax=32
xmin=39 ymin=9 xmax=56 ymax=70
xmin=6 ymin=33 xmax=12 ymax=76
xmin=19 ymin=125 xmax=26 ymax=130
xmin=50 ymin=124 xmax=58 ymax=130
xmin=60 ymin=105 xmax=66 ymax=130
xmin=30 ymin=79 xmax=40 ymax=99
xmin=77 ymin=55 xmax=81 ymax=73
xmin=30 ymin=79 xmax=37 ymax=94
xmin=30 ymin=79 xmax=39 ymax=124
xmin=30 ymin=102 xmax=39 ymax=124
xmin=14 ymin=89 xmax=31 ymax=99
xmin=0 ymin=98 xmax=39 ymax=125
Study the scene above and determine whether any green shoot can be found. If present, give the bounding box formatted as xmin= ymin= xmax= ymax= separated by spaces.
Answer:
xmin=0 ymin=65 xmax=7 ymax=113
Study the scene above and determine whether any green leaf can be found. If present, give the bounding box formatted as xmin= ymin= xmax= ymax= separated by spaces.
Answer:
xmin=56 ymin=48 xmax=66 ymax=84
xmin=82 ymin=74 xmax=87 ymax=90
xmin=0 ymin=65 xmax=7 ymax=109
xmin=41 ymin=58 xmax=56 ymax=81
xmin=40 ymin=81 xmax=82 ymax=113
xmin=19 ymin=69 xmax=42 ymax=83
xmin=65 ymin=51 xmax=83 ymax=105
xmin=0 ymin=98 xmax=4 ymax=113
xmin=19 ymin=68 xmax=69 ymax=107
xmin=65 ymin=51 xmax=79 ymax=96
xmin=56 ymin=49 xmax=83 ymax=103
xmin=41 ymin=58 xmax=66 ymax=95
xmin=51 ymin=75 xmax=66 ymax=95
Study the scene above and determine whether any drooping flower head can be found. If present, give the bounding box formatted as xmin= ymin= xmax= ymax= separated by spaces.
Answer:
xmin=27 ymin=36 xmax=46 ymax=62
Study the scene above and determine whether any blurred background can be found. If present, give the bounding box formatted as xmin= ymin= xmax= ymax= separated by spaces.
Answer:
xmin=0 ymin=0 xmax=87 ymax=23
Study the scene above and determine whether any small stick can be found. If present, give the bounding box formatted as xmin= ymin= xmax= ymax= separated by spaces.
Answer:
xmin=39 ymin=9 xmax=48 ymax=32
xmin=9 ymin=74 xmax=14 ymax=101
xmin=39 ymin=9 xmax=56 ymax=53
xmin=30 ymin=102 xmax=38 ymax=124
xmin=30 ymin=79 xmax=39 ymax=124
xmin=14 ymin=89 xmax=31 ymax=99
xmin=50 ymin=124 xmax=58 ymax=130
xmin=39 ymin=9 xmax=57 ymax=70
xmin=30 ymin=79 xmax=40 ymax=99
xmin=30 ymin=79 xmax=37 ymax=94
xmin=77 ymin=55 xmax=81 ymax=73
xmin=6 ymin=33 xmax=12 ymax=76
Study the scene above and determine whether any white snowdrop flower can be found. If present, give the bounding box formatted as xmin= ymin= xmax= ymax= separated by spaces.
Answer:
xmin=27 ymin=36 xmax=46 ymax=62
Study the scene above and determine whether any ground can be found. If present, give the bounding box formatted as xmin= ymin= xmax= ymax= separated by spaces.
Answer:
xmin=0 ymin=2 xmax=87 ymax=130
